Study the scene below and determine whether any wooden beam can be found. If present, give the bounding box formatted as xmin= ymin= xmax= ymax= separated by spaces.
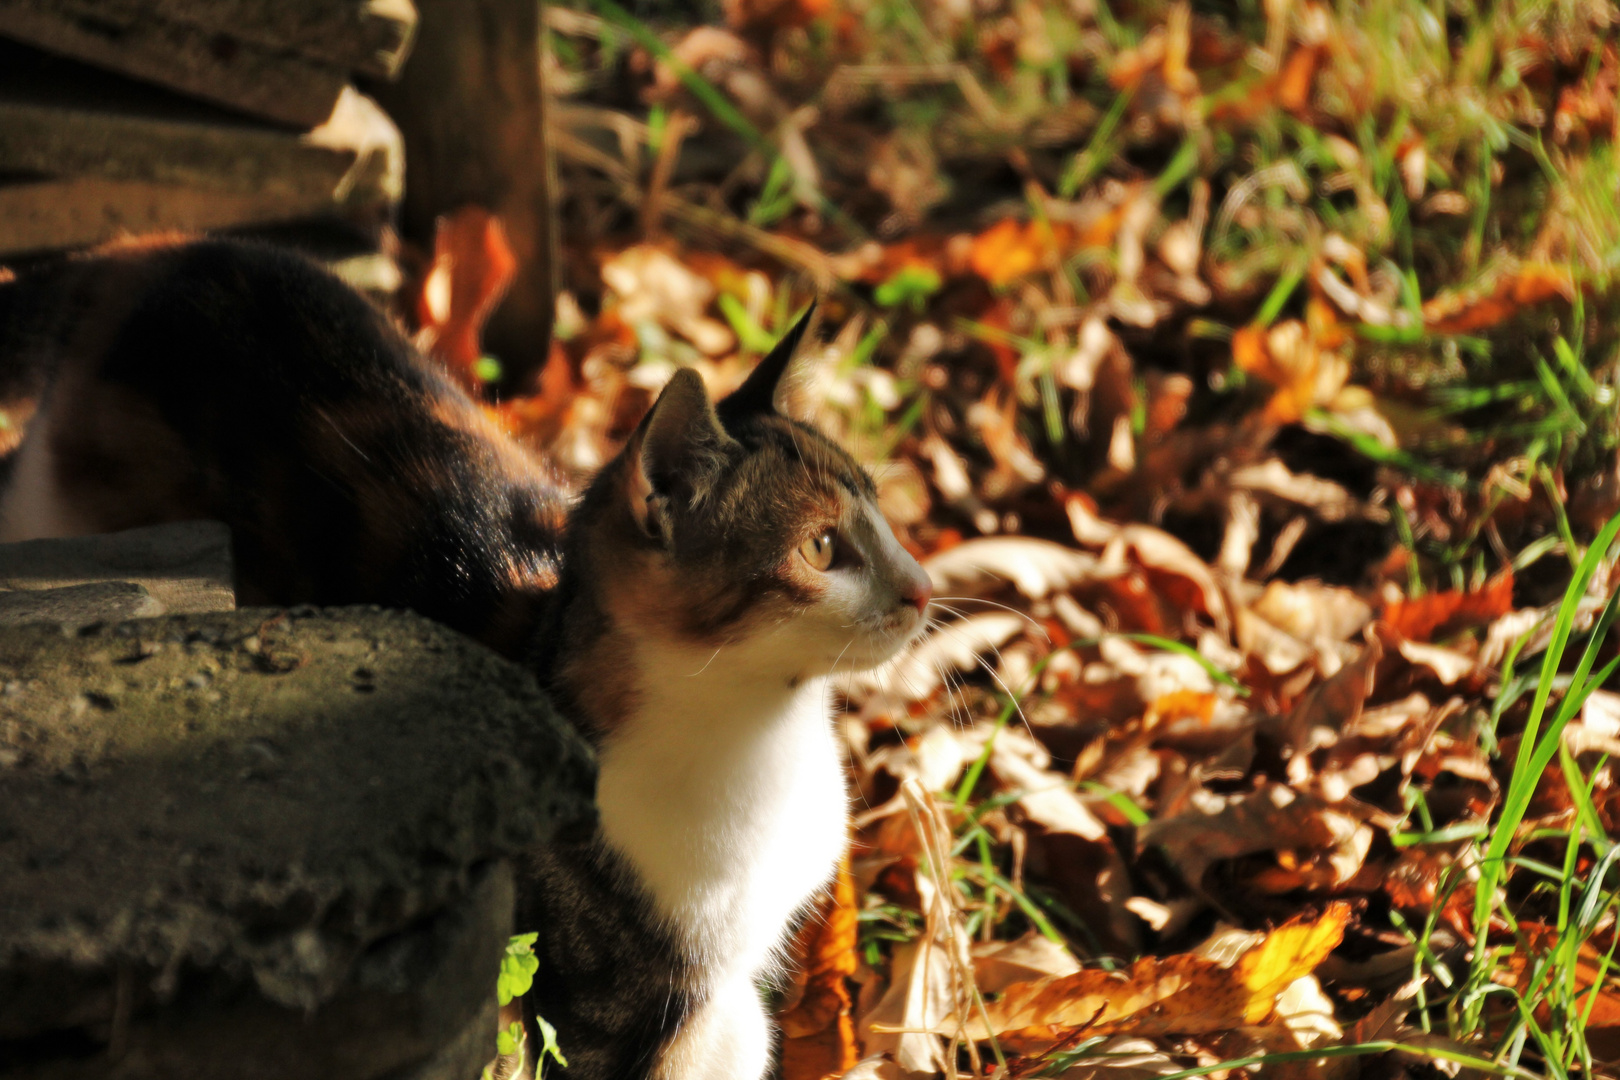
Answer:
xmin=0 ymin=88 xmax=402 ymax=256
xmin=76 ymin=0 xmax=417 ymax=78
xmin=370 ymin=0 xmax=557 ymax=391
xmin=0 ymin=0 xmax=349 ymax=127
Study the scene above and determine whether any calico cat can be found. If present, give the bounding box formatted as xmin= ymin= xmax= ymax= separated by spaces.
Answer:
xmin=0 ymin=239 xmax=933 ymax=1080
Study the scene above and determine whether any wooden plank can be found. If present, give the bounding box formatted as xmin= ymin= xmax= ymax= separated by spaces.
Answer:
xmin=0 ymin=177 xmax=335 ymax=256
xmin=0 ymin=101 xmax=357 ymax=198
xmin=0 ymin=88 xmax=402 ymax=256
xmin=0 ymin=0 xmax=348 ymax=127
xmin=54 ymin=0 xmax=417 ymax=78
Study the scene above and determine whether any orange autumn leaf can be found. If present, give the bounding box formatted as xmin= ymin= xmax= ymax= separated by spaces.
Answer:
xmin=1382 ymin=571 xmax=1513 ymax=643
xmin=416 ymin=205 xmax=518 ymax=388
xmin=1229 ymin=317 xmax=1348 ymax=423
xmin=968 ymin=206 xmax=1129 ymax=287
xmin=1147 ymin=689 xmax=1218 ymax=726
xmin=1108 ymin=31 xmax=1166 ymax=89
xmin=963 ymin=904 xmax=1350 ymax=1052
xmin=1276 ymin=45 xmax=1321 ymax=112
xmin=1233 ymin=903 xmax=1353 ymax=1018
xmin=1506 ymin=923 xmax=1620 ymax=1031
xmin=970 ymin=218 xmax=1045 ymax=286
xmin=1207 ymin=44 xmax=1320 ymax=121
xmin=1422 ymin=263 xmax=1573 ymax=334
xmin=776 ymin=858 xmax=860 ymax=1080
xmin=1231 ymin=324 xmax=1270 ymax=377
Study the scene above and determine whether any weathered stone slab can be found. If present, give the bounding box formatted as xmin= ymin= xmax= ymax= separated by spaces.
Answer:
xmin=0 ymin=606 xmax=596 ymax=1077
xmin=0 ymin=521 xmax=233 ymax=614
xmin=0 ymin=580 xmax=164 ymax=628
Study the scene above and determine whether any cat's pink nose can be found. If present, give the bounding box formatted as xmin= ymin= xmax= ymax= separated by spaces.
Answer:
xmin=901 ymin=577 xmax=932 ymax=614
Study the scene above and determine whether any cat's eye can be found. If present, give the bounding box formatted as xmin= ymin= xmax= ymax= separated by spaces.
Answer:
xmin=800 ymin=531 xmax=836 ymax=572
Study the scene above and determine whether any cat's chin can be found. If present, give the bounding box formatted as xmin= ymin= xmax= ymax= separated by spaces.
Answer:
xmin=818 ymin=616 xmax=928 ymax=677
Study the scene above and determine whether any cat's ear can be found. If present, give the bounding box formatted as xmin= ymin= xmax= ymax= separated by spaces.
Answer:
xmin=715 ymin=300 xmax=818 ymax=427
xmin=626 ymin=368 xmax=732 ymax=541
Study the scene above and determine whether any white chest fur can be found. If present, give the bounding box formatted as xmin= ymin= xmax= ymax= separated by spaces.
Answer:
xmin=594 ymin=646 xmax=848 ymax=979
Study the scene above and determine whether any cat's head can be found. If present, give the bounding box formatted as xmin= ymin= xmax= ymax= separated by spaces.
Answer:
xmin=575 ymin=307 xmax=931 ymax=684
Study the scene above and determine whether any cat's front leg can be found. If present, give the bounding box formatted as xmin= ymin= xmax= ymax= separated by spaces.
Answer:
xmin=653 ymin=973 xmax=771 ymax=1080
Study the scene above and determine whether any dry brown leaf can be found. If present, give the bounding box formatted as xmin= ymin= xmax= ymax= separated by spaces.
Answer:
xmin=990 ymin=729 xmax=1108 ymax=841
xmin=778 ymin=860 xmax=862 ymax=1080
xmin=862 ymin=725 xmax=975 ymax=795
xmin=1139 ymin=783 xmax=1368 ymax=890
xmin=1230 ymin=317 xmax=1350 ymax=423
xmin=1228 ymin=459 xmax=1359 ymax=520
xmin=1390 ymin=636 xmax=1478 ymax=686
xmin=1422 ymin=263 xmax=1574 ymax=334
xmin=831 ymin=1058 xmax=901 ymax=1080
xmin=414 ymin=205 xmax=517 ymax=388
xmin=961 ymin=904 xmax=1350 ymax=1050
xmin=601 ymin=244 xmax=735 ymax=355
xmin=857 ymin=924 xmax=956 ymax=1074
xmin=969 ymin=217 xmax=1047 ymax=286
xmin=853 ymin=612 xmax=1025 ymax=701
xmin=1276 ymin=637 xmax=1380 ymax=754
xmin=1251 ymin=580 xmax=1373 ymax=645
xmin=924 ymin=537 xmax=1101 ymax=600
xmin=1381 ymin=571 xmax=1513 ymax=642
xmin=972 ymin=933 xmax=1082 ymax=995
xmin=1068 ymin=499 xmax=1230 ymax=633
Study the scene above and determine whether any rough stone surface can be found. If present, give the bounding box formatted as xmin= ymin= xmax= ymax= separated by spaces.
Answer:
xmin=0 ymin=521 xmax=233 ymax=615
xmin=0 ymin=606 xmax=596 ymax=1077
xmin=0 ymin=581 xmax=165 ymax=629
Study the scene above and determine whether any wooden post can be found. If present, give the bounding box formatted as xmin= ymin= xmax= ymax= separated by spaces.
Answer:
xmin=370 ymin=0 xmax=557 ymax=393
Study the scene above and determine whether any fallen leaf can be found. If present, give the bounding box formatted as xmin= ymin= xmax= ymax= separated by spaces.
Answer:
xmin=1230 ymin=318 xmax=1349 ymax=422
xmin=858 ymin=934 xmax=956 ymax=1074
xmin=415 ymin=206 xmax=517 ymax=388
xmin=972 ymin=933 xmax=1082 ymax=995
xmin=991 ymin=729 xmax=1108 ymax=841
xmin=925 ymin=537 xmax=1101 ymax=600
xmin=1251 ymin=580 xmax=1373 ymax=644
xmin=601 ymin=244 xmax=735 ymax=355
xmin=1139 ymin=784 xmax=1369 ymax=890
xmin=959 ymin=905 xmax=1350 ymax=1050
xmin=1381 ymin=571 xmax=1513 ymax=643
xmin=1421 ymin=263 xmax=1574 ymax=334
xmin=970 ymin=218 xmax=1048 ymax=286
xmin=1276 ymin=637 xmax=1381 ymax=754
xmin=778 ymin=859 xmax=862 ymax=1080
xmin=1067 ymin=499 xmax=1230 ymax=633
xmin=1228 ymin=459 xmax=1359 ymax=521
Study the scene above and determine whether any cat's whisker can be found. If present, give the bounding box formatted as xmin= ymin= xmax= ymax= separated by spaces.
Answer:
xmin=930 ymin=654 xmax=974 ymax=733
xmin=686 ymin=644 xmax=725 ymax=677
xmin=930 ymin=595 xmax=1048 ymax=639
xmin=917 ymin=616 xmax=1038 ymax=740
xmin=913 ymin=617 xmax=988 ymax=733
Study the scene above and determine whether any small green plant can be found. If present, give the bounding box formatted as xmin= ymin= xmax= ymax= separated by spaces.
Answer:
xmin=498 ymin=932 xmax=540 ymax=1006
xmin=486 ymin=932 xmax=569 ymax=1078
xmin=874 ymin=264 xmax=942 ymax=313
